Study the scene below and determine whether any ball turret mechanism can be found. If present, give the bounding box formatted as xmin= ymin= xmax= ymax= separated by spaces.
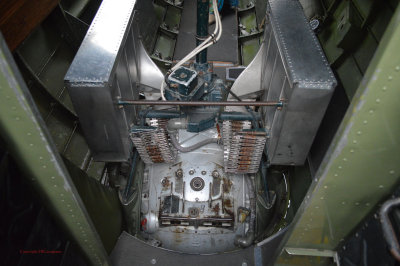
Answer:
xmin=128 ymin=0 xmax=271 ymax=254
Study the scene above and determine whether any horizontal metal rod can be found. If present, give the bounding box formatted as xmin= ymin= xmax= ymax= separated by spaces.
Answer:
xmin=118 ymin=100 xmax=283 ymax=107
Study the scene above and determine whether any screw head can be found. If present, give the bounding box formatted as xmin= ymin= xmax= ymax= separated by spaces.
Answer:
xmin=189 ymin=170 xmax=195 ymax=175
xmin=212 ymin=170 xmax=219 ymax=178
xmin=175 ymin=168 xmax=183 ymax=178
xmin=188 ymin=207 xmax=200 ymax=217
xmin=161 ymin=178 xmax=169 ymax=187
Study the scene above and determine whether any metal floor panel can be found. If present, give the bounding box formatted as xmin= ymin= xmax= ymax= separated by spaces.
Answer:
xmin=174 ymin=1 xmax=239 ymax=64
xmin=110 ymin=232 xmax=255 ymax=266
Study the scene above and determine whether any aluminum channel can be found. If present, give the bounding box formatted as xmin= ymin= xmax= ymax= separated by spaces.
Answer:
xmin=260 ymin=0 xmax=337 ymax=165
xmin=64 ymin=0 xmax=163 ymax=161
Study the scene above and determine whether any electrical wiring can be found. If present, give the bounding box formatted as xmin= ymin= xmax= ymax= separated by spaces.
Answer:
xmin=160 ymin=0 xmax=222 ymax=101
xmin=170 ymin=0 xmax=221 ymax=72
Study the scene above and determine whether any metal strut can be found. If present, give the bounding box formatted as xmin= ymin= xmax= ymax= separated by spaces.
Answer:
xmin=196 ymin=0 xmax=209 ymax=64
xmin=118 ymin=100 xmax=284 ymax=107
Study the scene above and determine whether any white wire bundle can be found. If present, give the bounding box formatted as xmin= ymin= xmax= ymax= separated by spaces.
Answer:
xmin=160 ymin=0 xmax=222 ymax=101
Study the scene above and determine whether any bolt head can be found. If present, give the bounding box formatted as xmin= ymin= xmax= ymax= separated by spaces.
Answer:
xmin=175 ymin=169 xmax=183 ymax=178
xmin=212 ymin=170 xmax=219 ymax=178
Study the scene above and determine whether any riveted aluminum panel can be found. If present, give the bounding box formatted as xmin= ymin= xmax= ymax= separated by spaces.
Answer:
xmin=262 ymin=0 xmax=337 ymax=165
xmin=64 ymin=0 xmax=163 ymax=161
xmin=278 ymin=3 xmax=400 ymax=254
xmin=111 ymin=232 xmax=256 ymax=266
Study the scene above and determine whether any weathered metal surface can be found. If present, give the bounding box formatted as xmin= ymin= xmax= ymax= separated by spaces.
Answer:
xmin=223 ymin=120 xmax=267 ymax=174
xmin=64 ymin=0 xmax=163 ymax=162
xmin=0 ymin=33 xmax=109 ymax=265
xmin=140 ymin=128 xmax=248 ymax=254
xmin=133 ymin=0 xmax=164 ymax=92
xmin=318 ymin=0 xmax=395 ymax=102
xmin=254 ymin=226 xmax=290 ymax=266
xmin=9 ymin=5 xmax=108 ymax=180
xmin=276 ymin=2 xmax=400 ymax=258
xmin=111 ymin=231 xmax=256 ymax=266
xmin=195 ymin=0 xmax=209 ymax=64
xmin=259 ymin=0 xmax=336 ymax=166
xmin=65 ymin=0 xmax=137 ymax=161
xmin=230 ymin=44 xmax=263 ymax=99
xmin=130 ymin=120 xmax=177 ymax=164
xmin=63 ymin=159 xmax=123 ymax=254
xmin=275 ymin=251 xmax=337 ymax=266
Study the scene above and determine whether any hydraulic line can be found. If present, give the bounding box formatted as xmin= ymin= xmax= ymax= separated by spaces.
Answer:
xmin=235 ymin=175 xmax=256 ymax=247
xmin=169 ymin=133 xmax=218 ymax=153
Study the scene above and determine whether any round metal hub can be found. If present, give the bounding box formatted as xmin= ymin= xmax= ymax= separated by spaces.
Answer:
xmin=188 ymin=207 xmax=200 ymax=217
xmin=190 ymin=177 xmax=205 ymax=191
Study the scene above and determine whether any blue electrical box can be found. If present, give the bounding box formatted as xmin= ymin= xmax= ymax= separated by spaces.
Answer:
xmin=165 ymin=67 xmax=205 ymax=101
